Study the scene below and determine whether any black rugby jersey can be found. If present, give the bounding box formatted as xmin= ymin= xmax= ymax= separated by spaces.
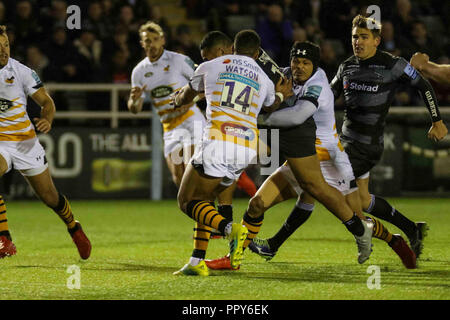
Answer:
xmin=331 ymin=50 xmax=441 ymax=146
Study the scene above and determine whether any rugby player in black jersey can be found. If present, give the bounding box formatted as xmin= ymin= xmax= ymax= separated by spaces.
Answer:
xmin=331 ymin=15 xmax=448 ymax=258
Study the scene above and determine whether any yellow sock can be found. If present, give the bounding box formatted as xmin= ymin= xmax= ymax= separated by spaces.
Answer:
xmin=53 ymin=194 xmax=76 ymax=229
xmin=191 ymin=201 xmax=227 ymax=231
xmin=369 ymin=217 xmax=393 ymax=243
xmin=193 ymin=222 xmax=211 ymax=252
xmin=0 ymin=195 xmax=11 ymax=239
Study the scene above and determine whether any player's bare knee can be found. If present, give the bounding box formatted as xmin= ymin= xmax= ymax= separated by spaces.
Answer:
xmin=247 ymin=195 xmax=265 ymax=218
xmin=300 ymin=180 xmax=323 ymax=200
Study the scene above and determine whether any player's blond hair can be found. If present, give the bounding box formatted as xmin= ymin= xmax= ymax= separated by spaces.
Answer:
xmin=139 ymin=21 xmax=164 ymax=37
xmin=352 ymin=15 xmax=382 ymax=38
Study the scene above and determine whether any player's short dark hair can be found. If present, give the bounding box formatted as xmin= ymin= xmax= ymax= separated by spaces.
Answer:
xmin=352 ymin=14 xmax=382 ymax=38
xmin=199 ymin=31 xmax=232 ymax=51
xmin=0 ymin=25 xmax=6 ymax=36
xmin=234 ymin=29 xmax=260 ymax=56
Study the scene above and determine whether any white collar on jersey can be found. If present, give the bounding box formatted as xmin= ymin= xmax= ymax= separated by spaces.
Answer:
xmin=146 ymin=49 xmax=170 ymax=66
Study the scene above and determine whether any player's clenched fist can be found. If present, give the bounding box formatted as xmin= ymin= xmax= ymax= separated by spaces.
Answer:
xmin=275 ymin=76 xmax=293 ymax=99
xmin=410 ymin=52 xmax=429 ymax=71
xmin=427 ymin=120 xmax=448 ymax=142
xmin=130 ymin=85 xmax=147 ymax=101
xmin=33 ymin=117 xmax=52 ymax=133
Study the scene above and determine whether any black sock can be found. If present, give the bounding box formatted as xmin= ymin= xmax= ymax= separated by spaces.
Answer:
xmin=0 ymin=230 xmax=12 ymax=241
xmin=192 ymin=249 xmax=206 ymax=259
xmin=218 ymin=205 xmax=233 ymax=221
xmin=343 ymin=214 xmax=365 ymax=237
xmin=365 ymin=195 xmax=417 ymax=239
xmin=268 ymin=202 xmax=314 ymax=251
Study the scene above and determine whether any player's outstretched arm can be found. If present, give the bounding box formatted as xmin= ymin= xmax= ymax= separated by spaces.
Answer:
xmin=31 ymin=87 xmax=55 ymax=134
xmin=405 ymin=61 xmax=447 ymax=142
xmin=410 ymin=53 xmax=450 ymax=86
xmin=172 ymin=84 xmax=198 ymax=108
xmin=128 ymin=85 xmax=146 ymax=114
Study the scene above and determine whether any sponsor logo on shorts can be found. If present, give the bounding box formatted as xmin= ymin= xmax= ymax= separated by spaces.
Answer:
xmin=221 ymin=122 xmax=255 ymax=141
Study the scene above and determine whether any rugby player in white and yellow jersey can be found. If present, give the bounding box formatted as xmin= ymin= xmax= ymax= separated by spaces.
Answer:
xmin=0 ymin=25 xmax=91 ymax=260
xmin=172 ymin=30 xmax=293 ymax=275
xmin=128 ymin=21 xmax=205 ymax=187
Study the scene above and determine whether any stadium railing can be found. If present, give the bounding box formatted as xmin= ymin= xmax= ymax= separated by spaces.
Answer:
xmin=46 ymin=83 xmax=152 ymax=128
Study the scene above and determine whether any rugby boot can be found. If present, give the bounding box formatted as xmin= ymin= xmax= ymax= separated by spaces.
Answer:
xmin=248 ymin=238 xmax=277 ymax=261
xmin=205 ymin=254 xmax=237 ymax=270
xmin=0 ymin=235 xmax=16 ymax=258
xmin=68 ymin=221 xmax=91 ymax=260
xmin=354 ymin=219 xmax=374 ymax=264
xmin=227 ymin=223 xmax=248 ymax=270
xmin=408 ymin=222 xmax=428 ymax=259
xmin=173 ymin=260 xmax=209 ymax=276
xmin=389 ymin=234 xmax=417 ymax=269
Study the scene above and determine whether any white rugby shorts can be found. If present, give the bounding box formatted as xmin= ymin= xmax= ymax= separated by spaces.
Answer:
xmin=0 ymin=137 xmax=48 ymax=176
xmin=191 ymin=138 xmax=257 ymax=187
xmin=277 ymin=141 xmax=356 ymax=195
xmin=163 ymin=107 xmax=205 ymax=158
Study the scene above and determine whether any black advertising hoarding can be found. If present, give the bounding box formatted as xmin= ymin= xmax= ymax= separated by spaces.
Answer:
xmin=4 ymin=128 xmax=153 ymax=199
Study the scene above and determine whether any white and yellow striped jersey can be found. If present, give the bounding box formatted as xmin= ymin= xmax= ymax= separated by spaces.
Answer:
xmin=131 ymin=50 xmax=202 ymax=132
xmin=0 ymin=58 xmax=43 ymax=142
xmin=189 ymin=54 xmax=275 ymax=150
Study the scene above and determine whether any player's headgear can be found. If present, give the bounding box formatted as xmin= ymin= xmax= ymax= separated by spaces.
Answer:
xmin=290 ymin=41 xmax=321 ymax=74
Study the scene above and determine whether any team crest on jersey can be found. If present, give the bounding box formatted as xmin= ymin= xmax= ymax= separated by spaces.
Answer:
xmin=343 ymin=80 xmax=349 ymax=89
xmin=151 ymin=85 xmax=173 ymax=98
xmin=144 ymin=72 xmax=153 ymax=77
xmin=4 ymin=76 xmax=14 ymax=84
xmin=164 ymin=65 xmax=170 ymax=72
xmin=221 ymin=122 xmax=255 ymax=141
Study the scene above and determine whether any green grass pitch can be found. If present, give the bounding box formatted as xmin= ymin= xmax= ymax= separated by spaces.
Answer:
xmin=0 ymin=198 xmax=449 ymax=300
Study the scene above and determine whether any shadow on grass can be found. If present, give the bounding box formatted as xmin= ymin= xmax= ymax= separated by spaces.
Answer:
xmin=14 ymin=263 xmax=175 ymax=273
xmin=237 ymin=263 xmax=450 ymax=289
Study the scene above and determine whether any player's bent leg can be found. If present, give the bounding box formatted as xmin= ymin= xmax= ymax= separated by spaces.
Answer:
xmin=344 ymin=189 xmax=366 ymax=220
xmin=0 ymin=154 xmax=16 ymax=258
xmin=287 ymin=155 xmax=373 ymax=263
xmin=165 ymin=150 xmax=185 ymax=188
xmin=23 ymin=168 xmax=91 ymax=259
xmin=0 ymin=153 xmax=8 ymax=177
xmin=358 ymin=177 xmax=427 ymax=258
xmin=177 ymin=162 xmax=220 ymax=213
xmin=211 ymin=181 xmax=236 ymax=238
xmin=0 ymin=194 xmax=16 ymax=258
xmin=243 ymin=169 xmax=296 ymax=248
xmin=355 ymin=176 xmax=372 ymax=211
